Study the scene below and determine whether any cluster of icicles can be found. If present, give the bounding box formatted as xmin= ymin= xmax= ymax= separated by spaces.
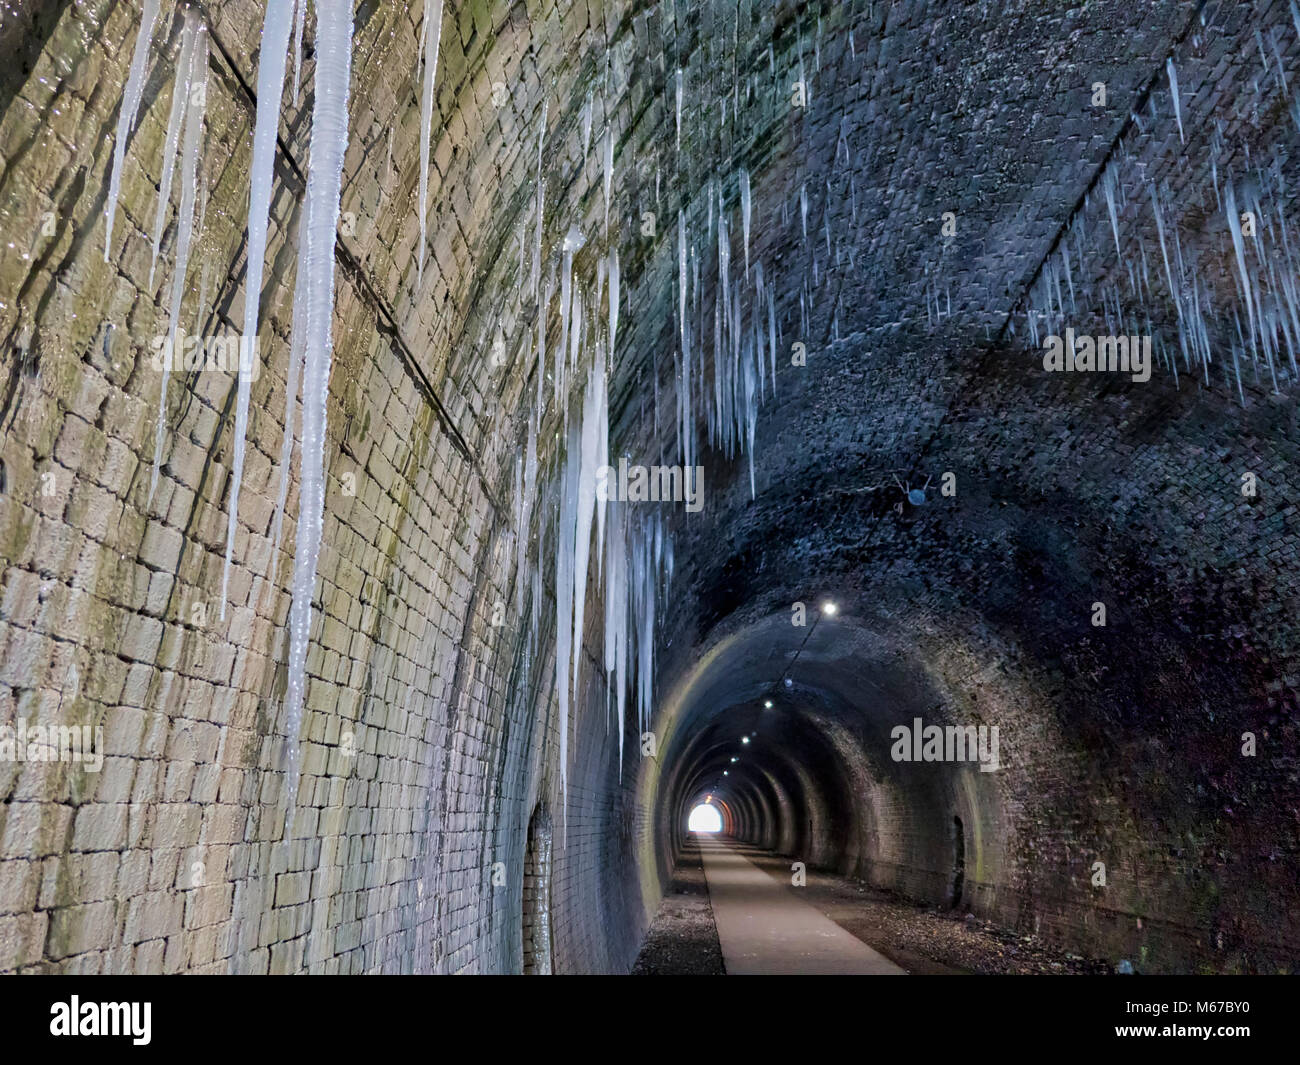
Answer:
xmin=514 ymin=81 xmax=784 ymax=830
xmin=1014 ymin=6 xmax=1300 ymax=402
xmin=105 ymin=0 xmax=785 ymax=834
xmin=105 ymin=0 xmax=351 ymax=829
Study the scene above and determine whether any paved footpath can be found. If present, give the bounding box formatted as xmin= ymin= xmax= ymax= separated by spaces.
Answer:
xmin=697 ymin=836 xmax=907 ymax=975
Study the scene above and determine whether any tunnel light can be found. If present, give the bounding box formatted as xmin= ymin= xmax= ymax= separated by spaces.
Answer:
xmin=723 ymin=770 xmax=729 ymax=775
xmin=822 ymin=601 xmax=838 ymax=615
xmin=763 ymin=699 xmax=773 ymax=709
xmin=742 ymin=736 xmax=750 ymax=744
xmin=730 ymin=756 xmax=737 ymax=762
xmin=688 ymin=803 xmax=722 ymax=833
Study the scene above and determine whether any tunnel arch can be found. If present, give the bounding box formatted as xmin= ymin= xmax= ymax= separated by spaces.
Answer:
xmin=639 ymin=608 xmax=1019 ymax=913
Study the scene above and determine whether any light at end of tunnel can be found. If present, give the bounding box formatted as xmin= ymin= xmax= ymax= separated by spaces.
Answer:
xmin=763 ymin=699 xmax=773 ymax=709
xmin=822 ymin=600 xmax=838 ymax=615
xmin=688 ymin=803 xmax=722 ymax=833
xmin=730 ymin=756 xmax=737 ymax=762
xmin=723 ymin=770 xmax=729 ymax=775
xmin=742 ymin=736 xmax=750 ymax=744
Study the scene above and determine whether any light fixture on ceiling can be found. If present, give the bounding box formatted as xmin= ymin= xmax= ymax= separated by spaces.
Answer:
xmin=822 ymin=601 xmax=838 ymax=615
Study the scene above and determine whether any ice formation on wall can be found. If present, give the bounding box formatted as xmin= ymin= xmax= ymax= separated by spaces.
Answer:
xmin=105 ymin=0 xmax=162 ymax=261
xmin=417 ymin=0 xmax=445 ymax=286
xmin=149 ymin=15 xmax=209 ymax=504
xmin=223 ymin=0 xmax=295 ymax=619
xmin=282 ymin=0 xmax=355 ymax=826
xmin=149 ymin=16 xmax=199 ymax=286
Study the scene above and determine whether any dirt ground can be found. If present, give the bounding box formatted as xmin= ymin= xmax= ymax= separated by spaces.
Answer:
xmin=631 ymin=838 xmax=725 ymax=975
xmin=633 ymin=841 xmax=1112 ymax=975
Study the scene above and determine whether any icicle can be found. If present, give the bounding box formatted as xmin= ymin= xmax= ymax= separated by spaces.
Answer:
xmin=571 ymin=356 xmax=603 ymax=700
xmin=797 ymin=28 xmax=809 ymax=113
xmin=105 ymin=0 xmax=162 ymax=261
xmin=224 ymin=0 xmax=295 ymax=620
xmin=1104 ymin=170 xmax=1122 ymax=260
xmin=1226 ymin=184 xmax=1258 ymax=351
xmin=555 ymin=423 xmax=579 ymax=839
xmin=637 ymin=526 xmax=654 ymax=740
xmin=149 ymin=16 xmax=199 ymax=288
xmin=515 ymin=411 xmax=538 ymax=616
xmin=718 ymin=214 xmax=731 ymax=339
xmin=675 ymin=68 xmax=684 ymax=150
xmin=557 ymin=226 xmax=584 ymax=402
xmin=739 ymin=168 xmax=751 ymax=277
xmin=603 ymin=127 xmax=614 ymax=234
xmin=292 ymin=0 xmax=308 ymax=105
xmin=594 ymin=346 xmax=609 ymax=581
xmin=608 ymin=248 xmax=620 ymax=359
xmin=603 ymin=502 xmax=617 ymax=730
xmin=581 ymin=93 xmax=593 ymax=160
xmin=417 ymin=0 xmax=445 ymax=285
xmin=606 ymin=502 xmax=628 ymax=775
xmin=284 ymin=0 xmax=354 ymax=830
xmin=678 ymin=209 xmax=689 ymax=357
xmin=536 ymin=275 xmax=552 ymax=413
xmin=569 ymin=287 xmax=583 ymax=376
xmin=1167 ymin=58 xmax=1184 ymax=145
xmin=150 ymin=23 xmax=209 ymax=504
xmin=744 ymin=341 xmax=756 ymax=500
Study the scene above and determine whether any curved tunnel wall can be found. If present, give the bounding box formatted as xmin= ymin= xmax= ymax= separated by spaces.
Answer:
xmin=0 ymin=0 xmax=1297 ymax=976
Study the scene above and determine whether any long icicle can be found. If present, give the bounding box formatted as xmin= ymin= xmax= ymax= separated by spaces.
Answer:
xmin=149 ymin=22 xmax=208 ymax=504
xmin=740 ymin=168 xmax=751 ymax=277
xmin=555 ymin=423 xmax=579 ymax=844
xmin=291 ymin=0 xmax=308 ymax=105
xmin=283 ymin=0 xmax=354 ymax=831
xmin=416 ymin=0 xmax=445 ymax=285
xmin=223 ymin=0 xmax=295 ymax=620
xmin=149 ymin=15 xmax=199 ymax=287
xmin=105 ymin=0 xmax=162 ymax=261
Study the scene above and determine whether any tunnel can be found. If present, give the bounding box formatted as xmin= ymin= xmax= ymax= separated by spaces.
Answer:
xmin=0 ymin=0 xmax=1297 ymax=985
